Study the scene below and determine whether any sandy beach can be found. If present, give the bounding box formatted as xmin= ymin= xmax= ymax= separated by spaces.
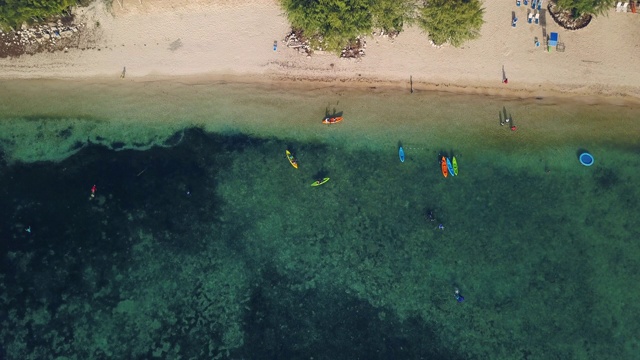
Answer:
xmin=0 ymin=0 xmax=639 ymax=100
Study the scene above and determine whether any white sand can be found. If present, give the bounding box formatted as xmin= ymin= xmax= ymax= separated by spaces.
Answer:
xmin=1 ymin=0 xmax=639 ymax=100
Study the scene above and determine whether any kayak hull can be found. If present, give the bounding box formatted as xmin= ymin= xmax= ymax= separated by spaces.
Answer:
xmin=446 ymin=157 xmax=455 ymax=176
xmin=452 ymin=156 xmax=458 ymax=176
xmin=311 ymin=177 xmax=330 ymax=186
xmin=286 ymin=150 xmax=298 ymax=169
xmin=441 ymin=157 xmax=448 ymax=178
xmin=322 ymin=116 xmax=343 ymax=124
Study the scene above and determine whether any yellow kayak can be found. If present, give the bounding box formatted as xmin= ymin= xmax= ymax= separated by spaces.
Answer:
xmin=286 ymin=150 xmax=298 ymax=169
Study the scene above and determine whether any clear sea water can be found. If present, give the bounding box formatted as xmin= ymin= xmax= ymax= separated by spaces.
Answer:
xmin=0 ymin=79 xmax=639 ymax=359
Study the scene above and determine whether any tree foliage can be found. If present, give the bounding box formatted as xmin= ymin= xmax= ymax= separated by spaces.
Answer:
xmin=280 ymin=0 xmax=485 ymax=51
xmin=0 ymin=0 xmax=76 ymax=29
xmin=556 ymin=0 xmax=615 ymax=17
xmin=417 ymin=0 xmax=484 ymax=47
xmin=370 ymin=0 xmax=416 ymax=35
xmin=280 ymin=0 xmax=415 ymax=52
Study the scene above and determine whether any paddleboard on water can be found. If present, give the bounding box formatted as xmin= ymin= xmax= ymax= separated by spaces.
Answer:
xmin=446 ymin=157 xmax=455 ymax=176
xmin=452 ymin=156 xmax=458 ymax=176
xmin=286 ymin=150 xmax=298 ymax=169
xmin=399 ymin=146 xmax=405 ymax=163
xmin=311 ymin=178 xmax=330 ymax=187
xmin=441 ymin=157 xmax=448 ymax=178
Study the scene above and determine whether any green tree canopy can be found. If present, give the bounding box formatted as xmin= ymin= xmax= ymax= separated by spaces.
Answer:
xmin=280 ymin=0 xmax=373 ymax=51
xmin=417 ymin=0 xmax=485 ymax=47
xmin=556 ymin=0 xmax=615 ymax=17
xmin=0 ymin=0 xmax=76 ymax=29
xmin=280 ymin=0 xmax=415 ymax=52
xmin=370 ymin=0 xmax=416 ymax=35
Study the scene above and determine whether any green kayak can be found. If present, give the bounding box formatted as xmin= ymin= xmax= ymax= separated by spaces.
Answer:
xmin=311 ymin=177 xmax=330 ymax=187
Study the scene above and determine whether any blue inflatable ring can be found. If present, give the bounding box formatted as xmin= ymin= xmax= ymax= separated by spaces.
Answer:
xmin=579 ymin=152 xmax=594 ymax=167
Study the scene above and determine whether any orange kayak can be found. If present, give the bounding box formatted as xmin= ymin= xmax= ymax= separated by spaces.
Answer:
xmin=441 ymin=157 xmax=449 ymax=178
xmin=322 ymin=116 xmax=343 ymax=124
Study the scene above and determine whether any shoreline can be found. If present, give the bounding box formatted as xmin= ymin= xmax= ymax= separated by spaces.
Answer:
xmin=2 ymin=76 xmax=639 ymax=165
xmin=5 ymin=73 xmax=640 ymax=107
xmin=0 ymin=0 xmax=639 ymax=102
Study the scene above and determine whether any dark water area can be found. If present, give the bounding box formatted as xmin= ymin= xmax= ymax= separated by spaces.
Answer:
xmin=0 ymin=129 xmax=472 ymax=360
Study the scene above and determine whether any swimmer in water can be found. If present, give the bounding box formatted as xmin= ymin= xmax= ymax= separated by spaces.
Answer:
xmin=426 ymin=210 xmax=435 ymax=222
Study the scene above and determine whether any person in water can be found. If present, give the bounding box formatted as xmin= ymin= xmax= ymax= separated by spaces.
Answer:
xmin=454 ymin=288 xmax=465 ymax=303
xmin=426 ymin=210 xmax=435 ymax=222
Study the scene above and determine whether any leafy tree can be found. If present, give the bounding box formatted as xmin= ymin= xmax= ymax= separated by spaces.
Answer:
xmin=370 ymin=0 xmax=416 ymax=35
xmin=0 ymin=0 xmax=76 ymax=29
xmin=556 ymin=0 xmax=615 ymax=17
xmin=417 ymin=0 xmax=484 ymax=47
xmin=280 ymin=0 xmax=374 ymax=52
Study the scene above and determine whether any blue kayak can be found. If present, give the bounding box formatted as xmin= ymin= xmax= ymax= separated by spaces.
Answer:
xmin=399 ymin=146 xmax=405 ymax=163
xmin=446 ymin=157 xmax=455 ymax=176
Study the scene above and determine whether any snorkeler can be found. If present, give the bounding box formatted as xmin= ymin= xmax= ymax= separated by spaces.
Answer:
xmin=426 ymin=210 xmax=435 ymax=222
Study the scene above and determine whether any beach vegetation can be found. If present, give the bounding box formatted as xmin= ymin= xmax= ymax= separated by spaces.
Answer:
xmin=417 ymin=0 xmax=485 ymax=47
xmin=370 ymin=0 xmax=416 ymax=36
xmin=556 ymin=0 xmax=616 ymax=17
xmin=280 ymin=0 xmax=373 ymax=52
xmin=279 ymin=0 xmax=416 ymax=52
xmin=0 ymin=0 xmax=75 ymax=29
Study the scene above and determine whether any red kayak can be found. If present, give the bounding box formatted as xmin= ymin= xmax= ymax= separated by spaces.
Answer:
xmin=441 ymin=156 xmax=449 ymax=178
xmin=322 ymin=116 xmax=343 ymax=124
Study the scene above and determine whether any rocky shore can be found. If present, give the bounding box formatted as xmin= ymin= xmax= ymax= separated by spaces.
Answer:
xmin=0 ymin=16 xmax=85 ymax=58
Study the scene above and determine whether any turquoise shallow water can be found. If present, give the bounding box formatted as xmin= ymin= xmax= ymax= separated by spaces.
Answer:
xmin=0 ymin=80 xmax=639 ymax=359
